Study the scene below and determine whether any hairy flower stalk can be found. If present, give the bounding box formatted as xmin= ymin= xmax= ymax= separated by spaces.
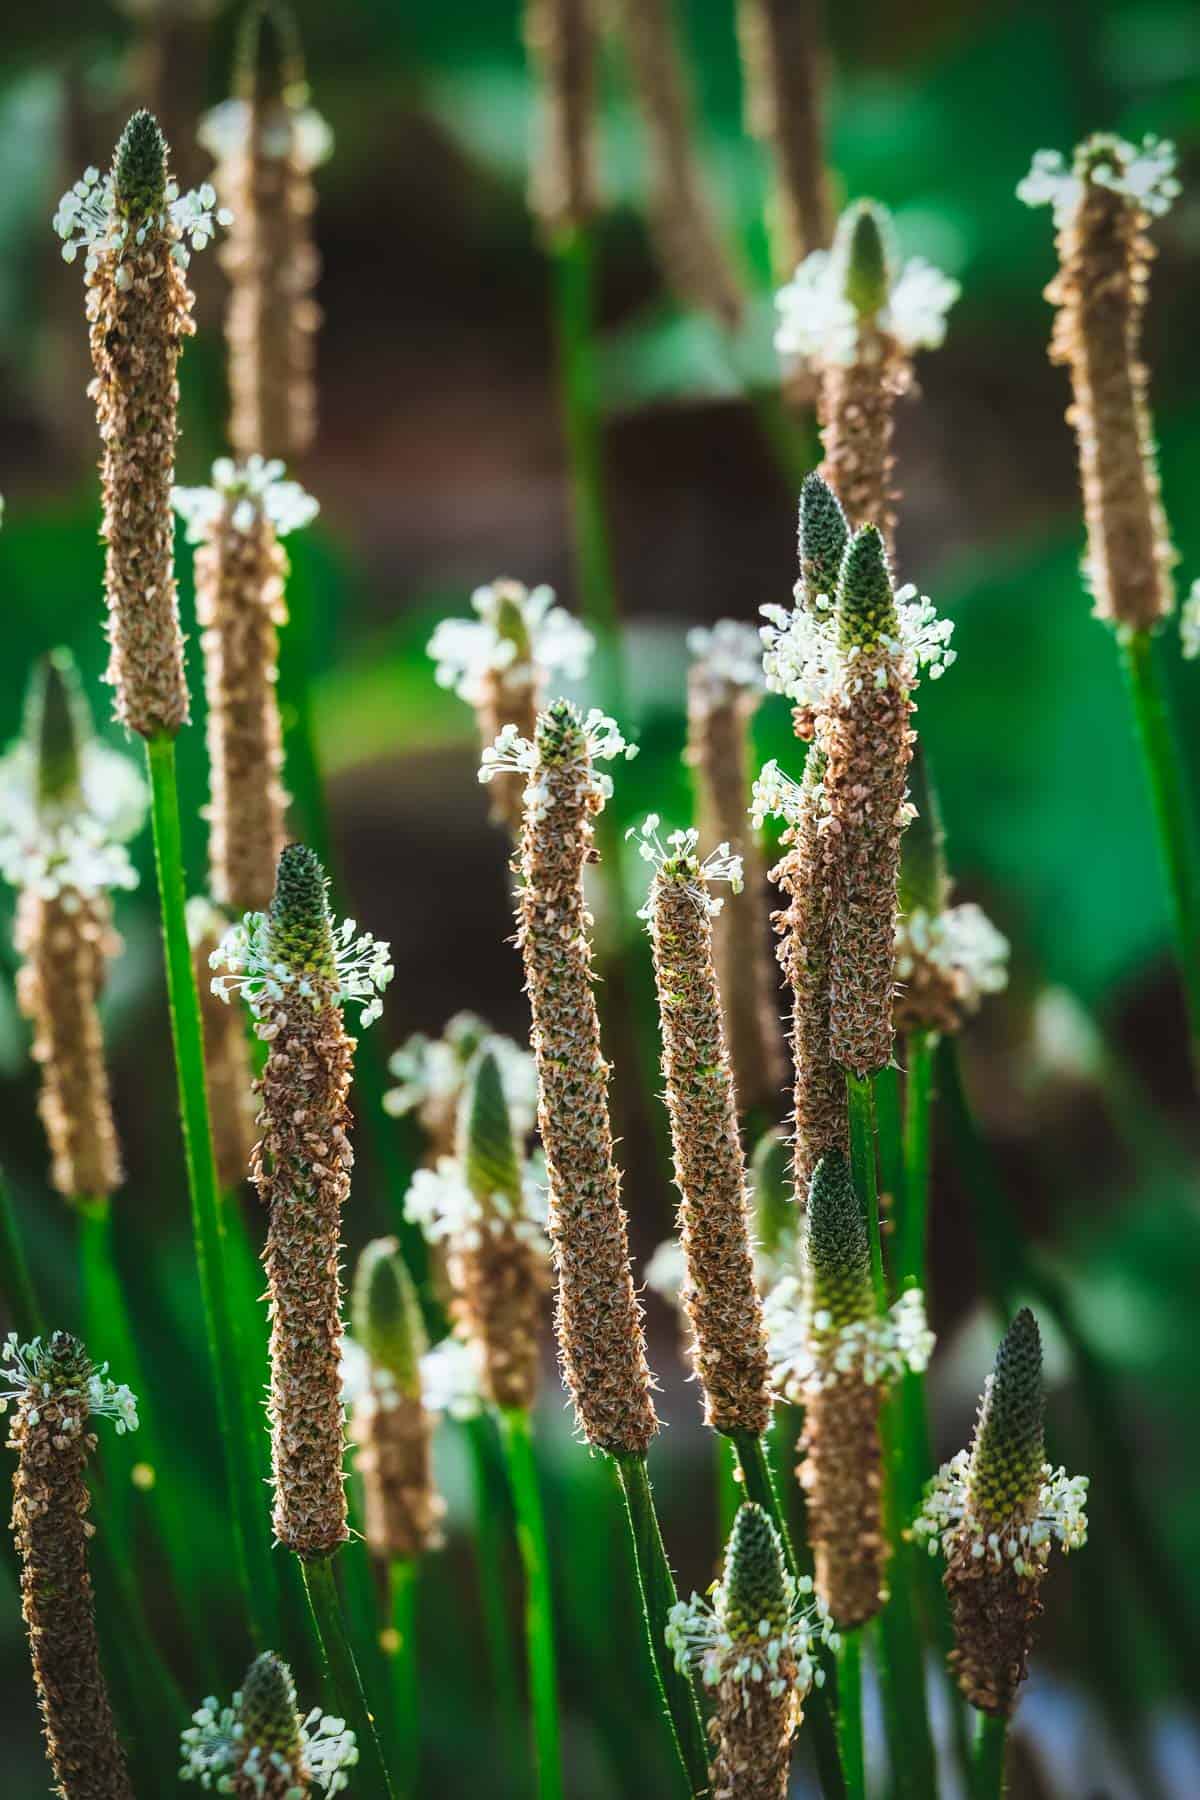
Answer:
xmin=211 ymin=843 xmax=393 ymax=1557
xmin=775 ymin=201 xmax=959 ymax=539
xmin=611 ymin=0 xmax=744 ymax=327
xmin=764 ymin=1151 xmax=932 ymax=1626
xmin=201 ymin=2 xmax=332 ymax=460
xmin=174 ymin=457 xmax=318 ymax=912
xmin=3 ymin=1332 xmax=139 ymax=1800
xmin=667 ymin=1502 xmax=837 ymax=1799
xmin=524 ymin=0 xmax=598 ymax=235
xmin=634 ymin=817 xmax=771 ymax=1435
xmin=914 ymin=1309 xmax=1089 ymax=1717
xmin=481 ymin=701 xmax=657 ymax=1452
xmin=2 ymin=654 xmax=147 ymax=1201
xmin=1019 ymin=135 xmax=1178 ymax=631
xmin=430 ymin=580 xmax=594 ymax=835
xmin=54 ymin=111 xmax=227 ymax=738
xmin=180 ymin=1650 xmax=358 ymax=1794
xmin=735 ymin=0 xmax=831 ymax=275
xmin=348 ymin=1237 xmax=442 ymax=1562
xmin=686 ymin=622 xmax=786 ymax=1113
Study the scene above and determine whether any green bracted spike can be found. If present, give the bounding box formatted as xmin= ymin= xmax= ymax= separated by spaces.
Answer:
xmin=460 ymin=1047 xmax=523 ymax=1212
xmin=492 ymin=588 xmax=535 ymax=667
xmin=838 ymin=200 xmax=891 ymax=320
xmin=39 ymin=1330 xmax=94 ymax=1394
xmin=798 ymin=473 xmax=850 ymax=605
xmin=26 ymin=651 xmax=88 ymax=813
xmin=264 ymin=843 xmax=336 ymax=980
xmin=351 ymin=1238 xmax=427 ymax=1398
xmin=238 ymin=1653 xmax=305 ymax=1765
xmin=237 ymin=0 xmax=305 ymax=105
xmin=751 ymin=1128 xmax=793 ymax=1258
xmin=445 ymin=1012 xmax=489 ymax=1066
xmin=723 ymin=1503 xmax=790 ymax=1638
xmin=535 ymin=697 xmax=585 ymax=763
xmin=967 ymin=1308 xmax=1046 ymax=1526
xmin=114 ymin=110 xmax=167 ymax=220
xmin=836 ymin=525 xmax=898 ymax=656
xmin=805 ymin=1150 xmax=874 ymax=1330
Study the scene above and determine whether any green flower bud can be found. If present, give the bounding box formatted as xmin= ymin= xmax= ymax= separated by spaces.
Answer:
xmin=805 ymin=1150 xmax=873 ymax=1330
xmin=264 ymin=843 xmax=336 ymax=981
xmin=492 ymin=588 xmax=534 ymax=668
xmin=351 ymin=1238 xmax=427 ymax=1399
xmin=26 ymin=651 xmax=87 ymax=814
xmin=839 ymin=200 xmax=891 ymax=320
xmin=967 ymin=1308 xmax=1046 ymax=1524
xmin=114 ymin=110 xmax=166 ymax=221
xmin=722 ymin=1502 xmax=789 ymax=1638
xmin=460 ymin=1046 xmax=523 ymax=1211
xmin=535 ymin=696 xmax=585 ymax=764
xmin=798 ymin=472 xmax=849 ymax=604
xmin=238 ymin=1652 xmax=304 ymax=1766
xmin=836 ymin=524 xmax=898 ymax=655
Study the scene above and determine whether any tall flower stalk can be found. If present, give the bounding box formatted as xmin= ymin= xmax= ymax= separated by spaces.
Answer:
xmin=1019 ymin=135 xmax=1200 ymax=1080
xmin=3 ymin=1332 xmax=139 ymax=1800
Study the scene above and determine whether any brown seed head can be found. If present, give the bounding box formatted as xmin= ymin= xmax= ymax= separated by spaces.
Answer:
xmin=735 ymin=0 xmax=832 ymax=277
xmin=524 ymin=0 xmax=599 ymax=234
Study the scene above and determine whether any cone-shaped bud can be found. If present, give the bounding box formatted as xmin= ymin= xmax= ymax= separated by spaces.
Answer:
xmin=238 ymin=1652 xmax=304 ymax=1767
xmin=460 ymin=1047 xmax=523 ymax=1211
xmin=536 ymin=695 xmax=585 ymax=763
xmin=798 ymin=472 xmax=849 ymax=604
xmin=806 ymin=1150 xmax=873 ymax=1330
xmin=751 ymin=1127 xmax=793 ymax=1259
xmin=967 ymin=1308 xmax=1046 ymax=1527
xmin=264 ymin=843 xmax=335 ymax=980
xmin=114 ymin=110 xmax=166 ymax=219
xmin=352 ymin=1238 xmax=426 ymax=1401
xmin=723 ymin=1501 xmax=790 ymax=1639
xmin=27 ymin=652 xmax=86 ymax=814
xmin=840 ymin=201 xmax=890 ymax=319
xmin=836 ymin=525 xmax=898 ymax=654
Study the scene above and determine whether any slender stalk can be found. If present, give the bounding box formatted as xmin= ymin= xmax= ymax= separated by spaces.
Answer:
xmin=1120 ymin=629 xmax=1200 ymax=1082
xmin=873 ymin=1063 xmax=904 ymax=1228
xmin=498 ymin=1407 xmax=565 ymax=1800
xmin=0 ymin=1172 xmax=43 ymax=1340
xmin=971 ymin=1713 xmax=1008 ymax=1799
xmin=898 ymin=1032 xmax=935 ymax=1286
xmin=716 ymin=1437 xmax=740 ymax=1538
xmin=845 ymin=1073 xmax=886 ymax=1307
xmin=302 ymin=1556 xmax=396 ymax=1799
xmin=388 ymin=1558 xmax=420 ymax=1797
xmin=144 ymin=733 xmax=276 ymax=1647
xmin=464 ymin=1413 xmax=527 ymax=1778
xmin=836 ymin=1632 xmax=865 ymax=1800
xmin=611 ymin=1451 xmax=710 ymax=1798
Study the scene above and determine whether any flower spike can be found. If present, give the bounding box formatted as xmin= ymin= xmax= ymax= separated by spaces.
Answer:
xmin=180 ymin=1650 xmax=358 ymax=1793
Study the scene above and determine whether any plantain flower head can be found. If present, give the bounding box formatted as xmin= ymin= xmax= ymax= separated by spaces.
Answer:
xmin=180 ymin=1651 xmax=358 ymax=1794
xmin=432 ymin=580 xmax=594 ymax=709
xmin=1 ymin=1332 xmax=138 ymax=1436
xmin=686 ymin=619 xmax=766 ymax=696
xmin=54 ymin=110 xmax=230 ymax=276
xmin=172 ymin=452 xmax=319 ymax=543
xmin=1018 ymin=135 xmax=1179 ymax=229
xmin=384 ymin=1012 xmax=537 ymax=1156
xmin=351 ymin=1237 xmax=427 ymax=1406
xmin=629 ymin=814 xmax=743 ymax=920
xmin=894 ymin=902 xmax=1011 ymax=1035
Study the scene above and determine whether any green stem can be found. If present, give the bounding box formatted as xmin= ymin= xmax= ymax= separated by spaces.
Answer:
xmin=898 ymin=1033 xmax=935 ymax=1287
xmin=387 ymin=1558 xmax=420 ymax=1797
xmin=498 ymin=1408 xmax=565 ymax=1800
xmin=971 ymin=1713 xmax=1008 ymax=1799
xmin=144 ymin=733 xmax=276 ymax=1648
xmin=302 ymin=1556 xmax=396 ymax=1799
xmin=0 ymin=1171 xmax=42 ymax=1340
xmin=611 ymin=1451 xmax=709 ymax=1798
xmin=873 ymin=1064 xmax=904 ymax=1229
xmin=716 ymin=1436 xmax=740 ymax=1539
xmin=845 ymin=1073 xmax=886 ymax=1307
xmin=1121 ymin=630 xmax=1200 ymax=1079
xmin=836 ymin=1632 xmax=865 ymax=1800
xmin=463 ymin=1413 xmax=526 ymax=1779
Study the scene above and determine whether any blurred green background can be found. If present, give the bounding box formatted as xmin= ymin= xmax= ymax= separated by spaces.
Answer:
xmin=2 ymin=0 xmax=1200 ymax=1793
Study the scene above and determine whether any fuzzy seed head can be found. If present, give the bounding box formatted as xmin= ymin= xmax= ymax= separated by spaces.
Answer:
xmin=265 ymin=844 xmax=335 ymax=981
xmin=114 ymin=110 xmax=166 ymax=219
xmin=352 ymin=1239 xmax=426 ymax=1401
xmin=239 ymin=1652 xmax=304 ymax=1765
xmin=837 ymin=525 xmax=898 ymax=654
xmin=841 ymin=201 xmax=890 ymax=319
xmin=723 ymin=1502 xmax=790 ymax=1638
xmin=27 ymin=653 xmax=86 ymax=814
xmin=968 ymin=1309 xmax=1046 ymax=1526
xmin=805 ymin=1151 xmax=873 ymax=1331
xmin=798 ymin=472 xmax=849 ymax=606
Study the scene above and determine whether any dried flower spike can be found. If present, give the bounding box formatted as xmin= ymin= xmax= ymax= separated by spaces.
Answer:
xmin=4 ymin=1332 xmax=138 ymax=1800
xmin=173 ymin=456 xmax=317 ymax=911
xmin=635 ymin=816 xmax=771 ymax=1436
xmin=385 ymin=1012 xmax=537 ymax=1163
xmin=686 ymin=621 xmax=786 ymax=1112
xmin=494 ymin=699 xmax=658 ymax=1454
xmin=187 ymin=896 xmax=258 ymax=1189
xmin=348 ymin=1237 xmax=443 ymax=1561
xmin=913 ymin=1309 xmax=1088 ymax=1716
xmin=1019 ymin=135 xmax=1178 ymax=632
xmin=667 ymin=1501 xmax=838 ymax=1799
xmin=211 ymin=844 xmax=393 ymax=1557
xmin=735 ymin=0 xmax=832 ymax=274
xmin=180 ymin=1649 xmax=358 ymax=1794
xmin=55 ymin=112 xmax=227 ymax=737
xmin=201 ymin=2 xmax=332 ymax=460
xmin=524 ymin=0 xmax=598 ymax=235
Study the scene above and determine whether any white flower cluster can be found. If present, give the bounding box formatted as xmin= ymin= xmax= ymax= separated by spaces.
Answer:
xmin=666 ymin=1569 xmax=838 ymax=1704
xmin=173 ymin=454 xmax=319 ymax=543
xmin=479 ymin=710 xmax=637 ymax=812
xmin=418 ymin=1336 xmax=486 ymax=1421
xmin=180 ymin=1696 xmax=357 ymax=1795
xmin=404 ymin=1153 xmax=550 ymax=1256
xmin=0 ymin=738 xmax=147 ymax=900
xmin=895 ymin=902 xmax=1010 ymax=1008
xmin=644 ymin=1237 xmax=688 ymax=1306
xmin=384 ymin=1017 xmax=538 ymax=1135
xmin=760 ymin=583 xmax=955 ymax=718
xmin=1017 ymin=136 xmax=1179 ymax=228
xmin=199 ymin=98 xmax=335 ymax=174
xmin=628 ymin=815 xmax=743 ymax=923
xmin=210 ymin=913 xmax=394 ymax=1029
xmin=749 ymin=758 xmax=811 ymax=832
xmin=912 ymin=1448 xmax=1090 ymax=1576
xmin=1181 ymin=580 xmax=1200 ymax=661
xmin=763 ymin=1279 xmax=934 ymax=1401
xmin=0 ymin=1334 xmax=139 ymax=1436
xmin=687 ymin=619 xmax=766 ymax=693
xmin=430 ymin=582 xmax=594 ymax=708
xmin=54 ymin=166 xmax=231 ymax=276
xmin=774 ymin=207 xmax=960 ymax=370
